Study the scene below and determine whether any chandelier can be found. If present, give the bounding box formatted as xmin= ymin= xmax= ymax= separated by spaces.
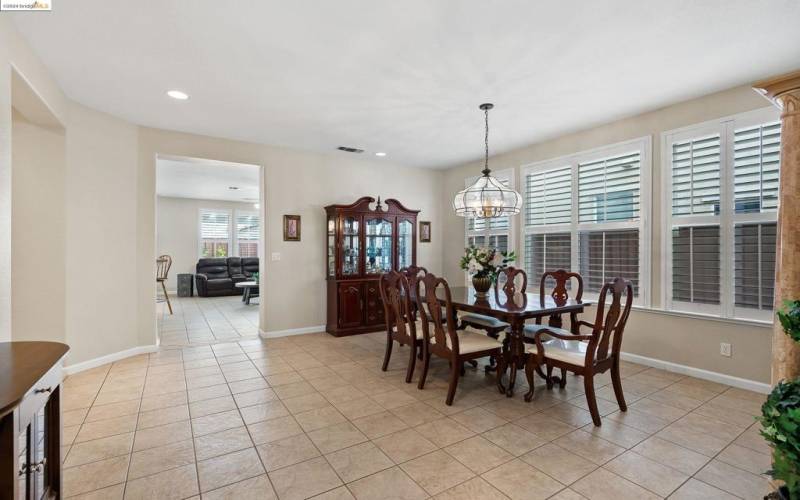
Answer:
xmin=453 ymin=103 xmax=523 ymax=218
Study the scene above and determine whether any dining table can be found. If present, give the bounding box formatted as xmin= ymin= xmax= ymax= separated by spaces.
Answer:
xmin=436 ymin=286 xmax=590 ymax=397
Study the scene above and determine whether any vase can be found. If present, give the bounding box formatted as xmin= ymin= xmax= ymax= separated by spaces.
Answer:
xmin=472 ymin=276 xmax=492 ymax=298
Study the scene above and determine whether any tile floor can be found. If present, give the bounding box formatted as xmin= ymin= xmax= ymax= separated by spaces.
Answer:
xmin=157 ymin=294 xmax=260 ymax=346
xmin=60 ymin=297 xmax=774 ymax=499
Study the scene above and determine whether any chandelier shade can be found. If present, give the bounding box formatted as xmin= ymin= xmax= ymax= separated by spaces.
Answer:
xmin=453 ymin=103 xmax=523 ymax=218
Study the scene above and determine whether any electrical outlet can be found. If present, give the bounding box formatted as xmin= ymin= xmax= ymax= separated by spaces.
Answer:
xmin=720 ymin=342 xmax=732 ymax=357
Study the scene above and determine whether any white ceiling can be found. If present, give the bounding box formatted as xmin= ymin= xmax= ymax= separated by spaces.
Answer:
xmin=11 ymin=1 xmax=800 ymax=169
xmin=156 ymin=157 xmax=259 ymax=203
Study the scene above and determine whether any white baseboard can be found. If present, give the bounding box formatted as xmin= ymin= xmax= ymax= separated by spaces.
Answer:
xmin=64 ymin=345 xmax=159 ymax=375
xmin=620 ymin=351 xmax=771 ymax=394
xmin=259 ymin=325 xmax=327 ymax=338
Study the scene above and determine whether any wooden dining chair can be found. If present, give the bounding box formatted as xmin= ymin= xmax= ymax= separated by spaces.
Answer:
xmin=399 ymin=266 xmax=428 ymax=320
xmin=523 ymin=277 xmax=633 ymax=426
xmin=156 ymin=255 xmax=173 ymax=315
xmin=416 ymin=273 xmax=505 ymax=405
xmin=379 ymin=270 xmax=423 ymax=383
xmin=460 ymin=266 xmax=528 ymax=338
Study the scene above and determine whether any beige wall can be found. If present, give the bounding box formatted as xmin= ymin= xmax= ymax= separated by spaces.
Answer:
xmin=157 ymin=196 xmax=257 ymax=291
xmin=441 ymin=85 xmax=774 ymax=383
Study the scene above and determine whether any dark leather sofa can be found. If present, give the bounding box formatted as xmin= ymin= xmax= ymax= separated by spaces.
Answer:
xmin=195 ymin=257 xmax=259 ymax=297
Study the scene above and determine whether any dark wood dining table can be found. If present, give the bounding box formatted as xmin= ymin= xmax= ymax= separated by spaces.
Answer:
xmin=436 ymin=286 xmax=589 ymax=397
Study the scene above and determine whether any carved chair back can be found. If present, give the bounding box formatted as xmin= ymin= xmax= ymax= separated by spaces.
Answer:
xmin=379 ymin=271 xmax=416 ymax=345
xmin=539 ymin=269 xmax=583 ymax=306
xmin=416 ymin=273 xmax=458 ymax=356
xmin=584 ymin=277 xmax=633 ymax=365
xmin=156 ymin=255 xmax=172 ymax=281
xmin=400 ymin=265 xmax=428 ymax=306
xmin=495 ymin=266 xmax=527 ymax=296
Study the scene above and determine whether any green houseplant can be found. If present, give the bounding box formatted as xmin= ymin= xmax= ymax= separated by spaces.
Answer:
xmin=459 ymin=246 xmax=516 ymax=297
xmin=761 ymin=300 xmax=800 ymax=499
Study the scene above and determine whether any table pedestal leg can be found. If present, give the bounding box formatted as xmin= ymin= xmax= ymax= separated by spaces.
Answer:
xmin=505 ymin=319 xmax=525 ymax=398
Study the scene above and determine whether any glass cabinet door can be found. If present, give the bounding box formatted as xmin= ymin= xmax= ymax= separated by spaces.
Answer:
xmin=341 ymin=216 xmax=360 ymax=276
xmin=365 ymin=217 xmax=393 ymax=274
xmin=327 ymin=216 xmax=336 ymax=277
xmin=398 ymin=219 xmax=413 ymax=269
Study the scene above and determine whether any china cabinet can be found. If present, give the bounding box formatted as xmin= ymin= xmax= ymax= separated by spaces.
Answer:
xmin=325 ymin=197 xmax=419 ymax=336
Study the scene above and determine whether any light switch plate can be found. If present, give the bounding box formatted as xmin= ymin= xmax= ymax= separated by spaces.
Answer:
xmin=720 ymin=342 xmax=732 ymax=357
xmin=271 ymin=252 xmax=281 ymax=261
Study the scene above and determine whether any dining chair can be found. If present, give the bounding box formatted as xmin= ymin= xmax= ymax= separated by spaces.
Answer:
xmin=379 ymin=270 xmax=423 ymax=383
xmin=156 ymin=255 xmax=173 ymax=315
xmin=401 ymin=265 xmax=453 ymax=325
xmin=459 ymin=266 xmax=528 ymax=338
xmin=416 ymin=273 xmax=505 ymax=405
xmin=523 ymin=277 xmax=633 ymax=426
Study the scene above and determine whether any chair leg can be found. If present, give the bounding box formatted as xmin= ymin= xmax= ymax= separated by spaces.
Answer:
xmin=611 ymin=360 xmax=627 ymax=412
xmin=495 ymin=352 xmax=506 ymax=395
xmin=405 ymin=341 xmax=417 ymax=384
xmin=559 ymin=368 xmax=567 ymax=389
xmin=161 ymin=281 xmax=173 ymax=315
xmin=545 ymin=364 xmax=554 ymax=390
xmin=584 ymin=373 xmax=602 ymax=426
xmin=524 ymin=355 xmax=535 ymax=402
xmin=381 ymin=335 xmax=393 ymax=372
xmin=417 ymin=348 xmax=431 ymax=390
xmin=445 ymin=358 xmax=461 ymax=406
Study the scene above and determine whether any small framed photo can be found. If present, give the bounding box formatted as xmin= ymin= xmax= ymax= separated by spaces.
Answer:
xmin=283 ymin=215 xmax=301 ymax=241
xmin=419 ymin=221 xmax=431 ymax=242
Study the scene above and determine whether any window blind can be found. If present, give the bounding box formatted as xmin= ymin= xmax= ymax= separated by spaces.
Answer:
xmin=579 ymin=229 xmax=639 ymax=296
xmin=734 ymin=222 xmax=776 ymax=310
xmin=578 ymin=152 xmax=640 ymax=223
xmin=525 ymin=166 xmax=571 ymax=226
xmin=671 ymin=226 xmax=720 ymax=304
xmin=671 ymin=135 xmax=721 ymax=216
xmin=200 ymin=210 xmax=231 ymax=239
xmin=734 ymin=122 xmax=781 ymax=214
xmin=524 ymin=233 xmax=571 ymax=284
xmin=236 ymin=213 xmax=260 ymax=258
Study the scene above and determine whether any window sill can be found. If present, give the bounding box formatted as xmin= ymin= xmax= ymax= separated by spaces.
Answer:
xmin=632 ymin=305 xmax=773 ymax=328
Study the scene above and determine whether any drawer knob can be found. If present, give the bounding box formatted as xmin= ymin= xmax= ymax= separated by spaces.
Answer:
xmin=34 ymin=386 xmax=53 ymax=394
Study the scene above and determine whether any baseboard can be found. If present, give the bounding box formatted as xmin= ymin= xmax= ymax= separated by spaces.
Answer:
xmin=620 ymin=351 xmax=771 ymax=394
xmin=63 ymin=345 xmax=159 ymax=376
xmin=259 ymin=325 xmax=327 ymax=338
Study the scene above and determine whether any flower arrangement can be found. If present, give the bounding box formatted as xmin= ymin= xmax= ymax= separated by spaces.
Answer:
xmin=459 ymin=246 xmax=516 ymax=281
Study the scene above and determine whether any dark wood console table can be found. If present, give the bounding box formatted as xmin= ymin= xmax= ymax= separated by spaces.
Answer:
xmin=0 ymin=342 xmax=69 ymax=500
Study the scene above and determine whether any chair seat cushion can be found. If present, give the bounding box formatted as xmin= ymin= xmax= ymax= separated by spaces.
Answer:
xmin=523 ymin=324 xmax=569 ymax=341
xmin=391 ymin=325 xmax=424 ymax=340
xmin=460 ymin=313 xmax=509 ymax=329
xmin=433 ymin=328 xmax=503 ymax=354
xmin=526 ymin=338 xmax=588 ymax=366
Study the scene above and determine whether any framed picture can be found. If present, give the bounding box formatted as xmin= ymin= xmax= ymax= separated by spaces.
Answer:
xmin=283 ymin=215 xmax=301 ymax=241
xmin=419 ymin=221 xmax=431 ymax=242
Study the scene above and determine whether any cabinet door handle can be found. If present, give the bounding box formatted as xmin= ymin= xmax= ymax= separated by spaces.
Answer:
xmin=32 ymin=459 xmax=46 ymax=473
xmin=34 ymin=387 xmax=52 ymax=394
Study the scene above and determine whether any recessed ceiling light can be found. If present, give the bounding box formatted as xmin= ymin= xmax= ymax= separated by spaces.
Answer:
xmin=375 ymin=152 xmax=387 ymax=157
xmin=167 ymin=90 xmax=189 ymax=100
xmin=228 ymin=186 xmax=239 ymax=190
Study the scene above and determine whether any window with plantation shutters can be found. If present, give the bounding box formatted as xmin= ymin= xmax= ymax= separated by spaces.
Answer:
xmin=236 ymin=211 xmax=260 ymax=258
xmin=663 ymin=107 xmax=780 ymax=322
xmin=521 ymin=137 xmax=651 ymax=304
xmin=200 ymin=209 xmax=231 ymax=258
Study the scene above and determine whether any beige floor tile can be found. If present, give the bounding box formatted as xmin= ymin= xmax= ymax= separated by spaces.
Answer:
xmin=414 ymin=417 xmax=475 ymax=447
xmin=84 ymin=400 xmax=140 ymax=423
xmin=445 ymin=435 xmax=513 ymax=474
xmin=631 ymin=436 xmax=710 ymax=475
xmin=311 ymin=486 xmax=356 ymax=499
xmin=482 ymin=423 xmax=547 ymax=456
xmin=267 ymin=456 xmax=343 ymax=500
xmin=191 ymin=408 xmax=244 ymax=436
xmin=195 ymin=426 xmax=253 ymax=461
xmin=189 ymin=394 xmax=237 ymax=418
xmin=256 ymin=433 xmax=321 ymax=471
xmin=274 ymin=380 xmax=318 ymax=399
xmin=371 ymin=388 xmax=420 ymax=409
xmin=283 ymin=392 xmax=331 ymax=414
xmin=202 ymin=474 xmax=278 ymax=500
xmin=63 ymin=432 xmax=133 ymax=468
xmin=229 ymin=376 xmax=270 ymax=393
xmin=668 ymin=478 xmax=739 ymax=499
xmin=450 ymin=406 xmax=509 ymax=433
xmin=480 ymin=397 xmax=539 ymax=421
xmin=603 ymin=450 xmax=688 ymax=497
xmin=140 ymin=390 xmax=188 ymax=412
xmin=188 ymin=383 xmax=232 ymax=403
xmin=554 ymin=430 xmax=625 ymax=465
xmin=240 ymin=400 xmax=291 ymax=425
xmin=521 ymin=443 xmax=597 ymax=485
xmin=128 ymin=438 xmax=195 ymax=479
xmin=481 ymin=458 xmax=564 ymax=500
xmin=197 ymin=447 xmax=265 ymax=492
xmin=401 ymin=449 xmax=475 ymax=495
xmin=132 ymin=419 xmax=193 ymax=451
xmin=333 ymin=396 xmax=386 ymax=420
xmin=544 ymin=403 xmax=596 ymax=427
xmin=390 ymin=400 xmax=446 ymax=426
xmin=351 ymin=410 xmax=409 ymax=439
xmin=605 ymin=408 xmax=671 ymax=434
xmin=695 ymin=459 xmax=772 ymax=499
xmin=295 ymin=405 xmax=347 ymax=432
xmin=234 ymin=387 xmax=279 ymax=408
xmin=267 ymin=370 xmax=304 ymax=386
xmin=62 ymin=455 xmax=129 ymax=497
xmin=123 ymin=463 xmax=199 ymax=500
xmin=716 ymin=442 xmax=771 ymax=475
xmin=347 ymin=466 xmax=428 ymax=500
xmin=580 ymin=419 xmax=650 ymax=448
xmin=136 ymin=403 xmax=190 ymax=429
xmin=374 ymin=428 xmax=438 ymax=463
xmin=655 ymin=423 xmax=730 ymax=457
xmin=513 ymin=412 xmax=576 ymax=441
xmin=570 ymin=468 xmax=660 ymax=500
xmin=320 ymin=384 xmax=367 ymax=404
xmin=65 ymin=483 xmax=124 ymax=500
xmin=547 ymin=488 xmax=588 ymax=500
xmin=74 ymin=413 xmax=138 ymax=443
xmin=307 ymin=421 xmax=368 ymax=454
xmin=326 ymin=441 xmax=395 ymax=482
xmin=247 ymin=414 xmax=304 ymax=444
xmin=434 ymin=476 xmax=509 ymax=499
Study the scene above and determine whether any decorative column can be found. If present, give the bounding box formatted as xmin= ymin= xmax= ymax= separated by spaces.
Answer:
xmin=754 ymin=70 xmax=800 ymax=383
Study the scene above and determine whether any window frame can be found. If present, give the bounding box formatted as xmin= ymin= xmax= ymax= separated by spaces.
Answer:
xmin=234 ymin=209 xmax=260 ymax=258
xmin=661 ymin=106 xmax=780 ymax=323
xmin=520 ymin=136 xmax=652 ymax=306
xmin=198 ymin=208 xmax=262 ymax=259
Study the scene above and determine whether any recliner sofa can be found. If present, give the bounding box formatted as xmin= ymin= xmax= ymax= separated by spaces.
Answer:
xmin=195 ymin=257 xmax=259 ymax=297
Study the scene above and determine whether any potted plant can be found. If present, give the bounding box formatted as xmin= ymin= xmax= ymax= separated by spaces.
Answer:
xmin=459 ymin=246 xmax=516 ymax=298
xmin=761 ymin=300 xmax=800 ymax=500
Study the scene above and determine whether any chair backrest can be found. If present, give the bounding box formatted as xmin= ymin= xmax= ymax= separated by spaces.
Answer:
xmin=156 ymin=255 xmax=172 ymax=280
xmin=540 ymin=269 xmax=583 ymax=306
xmin=585 ymin=277 xmax=633 ymax=365
xmin=416 ymin=272 xmax=458 ymax=355
xmin=496 ymin=266 xmax=527 ymax=296
xmin=379 ymin=271 xmax=416 ymax=344
xmin=399 ymin=265 xmax=428 ymax=303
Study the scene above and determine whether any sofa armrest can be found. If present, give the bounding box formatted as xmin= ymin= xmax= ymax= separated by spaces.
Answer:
xmin=195 ymin=273 xmax=209 ymax=296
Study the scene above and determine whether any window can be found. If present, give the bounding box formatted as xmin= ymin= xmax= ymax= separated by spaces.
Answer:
xmin=521 ymin=138 xmax=651 ymax=304
xmin=236 ymin=211 xmax=260 ymax=258
xmin=200 ymin=209 xmax=231 ymax=258
xmin=465 ymin=168 xmax=514 ymax=254
xmin=663 ymin=107 xmax=780 ymax=321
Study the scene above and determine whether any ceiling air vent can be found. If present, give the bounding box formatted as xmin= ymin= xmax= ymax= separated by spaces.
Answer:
xmin=337 ymin=146 xmax=364 ymax=154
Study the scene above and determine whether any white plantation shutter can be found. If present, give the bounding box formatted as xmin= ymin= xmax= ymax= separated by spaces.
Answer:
xmin=200 ymin=210 xmax=231 ymax=239
xmin=236 ymin=212 xmax=260 ymax=258
xmin=525 ymin=167 xmax=571 ymax=226
xmin=579 ymin=229 xmax=640 ymax=296
xmin=578 ymin=152 xmax=640 ymax=223
xmin=671 ymin=226 xmax=720 ymax=305
xmin=524 ymin=233 xmax=571 ymax=286
xmin=734 ymin=222 xmax=776 ymax=310
xmin=671 ymin=135 xmax=721 ymax=216
xmin=734 ymin=122 xmax=781 ymax=214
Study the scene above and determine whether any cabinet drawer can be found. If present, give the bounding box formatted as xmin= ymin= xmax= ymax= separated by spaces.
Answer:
xmin=19 ymin=363 xmax=61 ymax=432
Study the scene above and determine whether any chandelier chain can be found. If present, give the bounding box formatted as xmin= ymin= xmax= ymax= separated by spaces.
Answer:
xmin=482 ymin=106 xmax=490 ymax=176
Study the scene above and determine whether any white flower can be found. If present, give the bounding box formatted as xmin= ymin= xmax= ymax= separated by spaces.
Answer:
xmin=491 ymin=253 xmax=504 ymax=267
xmin=467 ymin=258 xmax=483 ymax=274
